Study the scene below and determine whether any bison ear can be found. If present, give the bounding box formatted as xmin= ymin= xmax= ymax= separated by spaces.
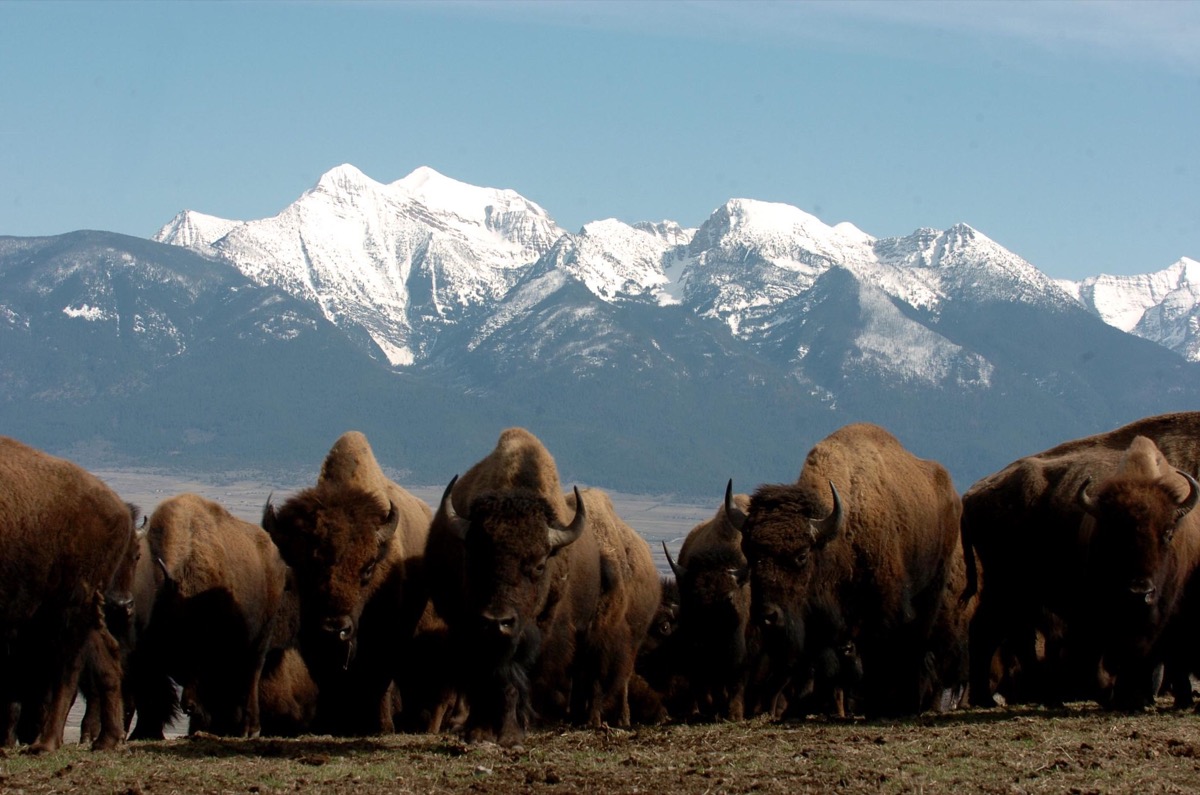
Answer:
xmin=723 ymin=479 xmax=747 ymax=537
xmin=808 ymin=480 xmax=844 ymax=547
xmin=436 ymin=475 xmax=470 ymax=541
xmin=662 ymin=541 xmax=685 ymax=581
xmin=377 ymin=502 xmax=400 ymax=544
xmin=548 ymin=486 xmax=587 ymax=552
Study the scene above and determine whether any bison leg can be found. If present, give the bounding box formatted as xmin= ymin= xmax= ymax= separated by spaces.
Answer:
xmin=27 ymin=645 xmax=86 ymax=754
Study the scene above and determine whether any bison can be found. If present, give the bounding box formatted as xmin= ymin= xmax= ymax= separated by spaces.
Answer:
xmin=662 ymin=481 xmax=753 ymax=721
xmin=128 ymin=493 xmax=287 ymax=738
xmin=262 ymin=431 xmax=432 ymax=735
xmin=0 ymin=437 xmax=138 ymax=753
xmin=1078 ymin=436 xmax=1200 ymax=709
xmin=736 ymin=423 xmax=963 ymax=717
xmin=962 ymin=411 xmax=1200 ymax=707
xmin=428 ymin=427 xmax=660 ymax=746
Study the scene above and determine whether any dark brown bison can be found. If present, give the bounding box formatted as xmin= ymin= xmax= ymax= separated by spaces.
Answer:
xmin=0 ymin=437 xmax=138 ymax=753
xmin=429 ymin=427 xmax=660 ymax=746
xmin=262 ymin=431 xmax=432 ymax=735
xmin=79 ymin=527 xmax=153 ymax=745
xmin=962 ymin=411 xmax=1200 ymax=707
xmin=737 ymin=423 xmax=963 ymax=717
xmin=129 ymin=493 xmax=287 ymax=738
xmin=1078 ymin=436 xmax=1200 ymax=709
xmin=662 ymin=481 xmax=753 ymax=721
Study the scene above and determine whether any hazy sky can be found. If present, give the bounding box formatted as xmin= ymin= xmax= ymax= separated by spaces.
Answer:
xmin=2 ymin=0 xmax=1197 ymax=280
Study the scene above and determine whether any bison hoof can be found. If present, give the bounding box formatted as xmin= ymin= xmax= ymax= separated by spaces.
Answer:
xmin=90 ymin=734 xmax=122 ymax=751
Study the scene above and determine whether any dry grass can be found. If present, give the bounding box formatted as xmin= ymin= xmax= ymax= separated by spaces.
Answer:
xmin=5 ymin=702 xmax=1200 ymax=794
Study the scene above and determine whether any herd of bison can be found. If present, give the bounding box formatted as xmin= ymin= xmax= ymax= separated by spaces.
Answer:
xmin=3 ymin=411 xmax=1200 ymax=756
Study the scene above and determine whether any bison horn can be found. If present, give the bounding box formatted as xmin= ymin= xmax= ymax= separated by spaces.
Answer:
xmin=662 ymin=541 xmax=685 ymax=580
xmin=548 ymin=486 xmax=587 ymax=552
xmin=1077 ymin=478 xmax=1098 ymax=516
xmin=723 ymin=479 xmax=748 ymax=535
xmin=1175 ymin=470 xmax=1200 ymax=522
xmin=437 ymin=475 xmax=470 ymax=541
xmin=808 ymin=480 xmax=844 ymax=545
xmin=261 ymin=494 xmax=278 ymax=536
xmin=378 ymin=501 xmax=401 ymax=543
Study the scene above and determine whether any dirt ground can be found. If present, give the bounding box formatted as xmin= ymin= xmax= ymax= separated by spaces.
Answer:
xmin=4 ymin=701 xmax=1200 ymax=795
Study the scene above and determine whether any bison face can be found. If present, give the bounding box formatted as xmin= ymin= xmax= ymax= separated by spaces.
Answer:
xmin=1083 ymin=472 xmax=1199 ymax=615
xmin=739 ymin=481 xmax=843 ymax=657
xmin=262 ymin=486 xmax=398 ymax=671
xmin=667 ymin=545 xmax=749 ymax=660
xmin=437 ymin=483 xmax=585 ymax=657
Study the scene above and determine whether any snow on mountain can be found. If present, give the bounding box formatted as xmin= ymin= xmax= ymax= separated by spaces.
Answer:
xmin=155 ymin=165 xmax=565 ymax=366
xmin=1061 ymin=257 xmax=1200 ymax=361
xmin=152 ymin=164 xmax=1196 ymax=372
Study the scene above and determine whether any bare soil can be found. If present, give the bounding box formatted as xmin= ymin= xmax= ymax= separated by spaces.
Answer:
xmin=5 ymin=701 xmax=1200 ymax=794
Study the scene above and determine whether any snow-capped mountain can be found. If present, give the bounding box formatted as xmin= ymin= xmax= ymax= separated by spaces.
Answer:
xmin=155 ymin=164 xmax=563 ymax=366
xmin=1059 ymin=257 xmax=1200 ymax=361
xmin=5 ymin=165 xmax=1199 ymax=495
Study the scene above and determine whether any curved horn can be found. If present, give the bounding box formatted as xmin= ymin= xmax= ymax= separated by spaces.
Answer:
xmin=548 ymin=486 xmax=587 ymax=552
xmin=662 ymin=541 xmax=685 ymax=580
xmin=723 ymin=479 xmax=748 ymax=534
xmin=808 ymin=480 xmax=844 ymax=545
xmin=1175 ymin=470 xmax=1200 ymax=522
xmin=436 ymin=475 xmax=470 ymax=541
xmin=1077 ymin=478 xmax=1098 ymax=516
xmin=261 ymin=494 xmax=278 ymax=537
xmin=377 ymin=501 xmax=401 ymax=543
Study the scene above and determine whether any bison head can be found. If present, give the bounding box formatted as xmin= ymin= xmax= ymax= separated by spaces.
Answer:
xmin=737 ymin=480 xmax=843 ymax=656
xmin=664 ymin=542 xmax=749 ymax=663
xmin=1081 ymin=469 xmax=1199 ymax=611
xmin=436 ymin=477 xmax=585 ymax=654
xmin=262 ymin=485 xmax=399 ymax=672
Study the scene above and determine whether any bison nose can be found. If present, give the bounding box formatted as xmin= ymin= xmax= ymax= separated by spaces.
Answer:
xmin=322 ymin=615 xmax=354 ymax=642
xmin=1128 ymin=579 xmax=1157 ymax=604
xmin=756 ymin=602 xmax=785 ymax=629
xmin=481 ymin=609 xmax=519 ymax=637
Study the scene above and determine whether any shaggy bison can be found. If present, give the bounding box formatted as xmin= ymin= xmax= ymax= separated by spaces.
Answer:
xmin=129 ymin=493 xmax=288 ymax=738
xmin=0 ymin=437 xmax=138 ymax=752
xmin=737 ymin=423 xmax=963 ymax=717
xmin=1079 ymin=437 xmax=1200 ymax=709
xmin=262 ymin=431 xmax=432 ymax=735
xmin=663 ymin=481 xmax=753 ymax=721
xmin=429 ymin=427 xmax=660 ymax=746
xmin=962 ymin=411 xmax=1200 ymax=707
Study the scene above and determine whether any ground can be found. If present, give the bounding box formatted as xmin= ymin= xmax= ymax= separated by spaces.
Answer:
xmin=4 ymin=702 xmax=1200 ymax=794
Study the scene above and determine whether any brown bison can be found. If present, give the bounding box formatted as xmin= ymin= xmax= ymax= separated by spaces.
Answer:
xmin=1079 ymin=436 xmax=1200 ymax=709
xmin=129 ymin=493 xmax=287 ymax=738
xmin=962 ymin=411 xmax=1200 ymax=707
xmin=429 ymin=427 xmax=660 ymax=746
xmin=662 ymin=481 xmax=753 ymax=721
xmin=262 ymin=431 xmax=432 ymax=735
xmin=737 ymin=423 xmax=963 ymax=717
xmin=0 ymin=437 xmax=138 ymax=752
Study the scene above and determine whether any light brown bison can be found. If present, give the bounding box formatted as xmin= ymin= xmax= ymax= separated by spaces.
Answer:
xmin=429 ymin=427 xmax=660 ymax=746
xmin=262 ymin=431 xmax=432 ymax=735
xmin=1078 ymin=436 xmax=1200 ymax=709
xmin=129 ymin=493 xmax=287 ymax=738
xmin=0 ymin=437 xmax=138 ymax=753
xmin=662 ymin=481 xmax=753 ymax=721
xmin=737 ymin=423 xmax=963 ymax=717
xmin=962 ymin=411 xmax=1200 ymax=707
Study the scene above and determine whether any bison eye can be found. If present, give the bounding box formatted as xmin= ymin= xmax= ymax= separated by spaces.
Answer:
xmin=360 ymin=561 xmax=377 ymax=585
xmin=792 ymin=552 xmax=810 ymax=569
xmin=528 ymin=560 xmax=547 ymax=580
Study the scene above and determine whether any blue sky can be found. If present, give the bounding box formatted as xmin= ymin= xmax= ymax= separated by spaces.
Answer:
xmin=1 ymin=0 xmax=1197 ymax=280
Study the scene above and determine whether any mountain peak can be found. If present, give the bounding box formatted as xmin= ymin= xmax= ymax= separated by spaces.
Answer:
xmin=314 ymin=163 xmax=379 ymax=193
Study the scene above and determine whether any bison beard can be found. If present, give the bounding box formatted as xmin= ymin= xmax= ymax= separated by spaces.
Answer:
xmin=462 ymin=621 xmax=543 ymax=745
